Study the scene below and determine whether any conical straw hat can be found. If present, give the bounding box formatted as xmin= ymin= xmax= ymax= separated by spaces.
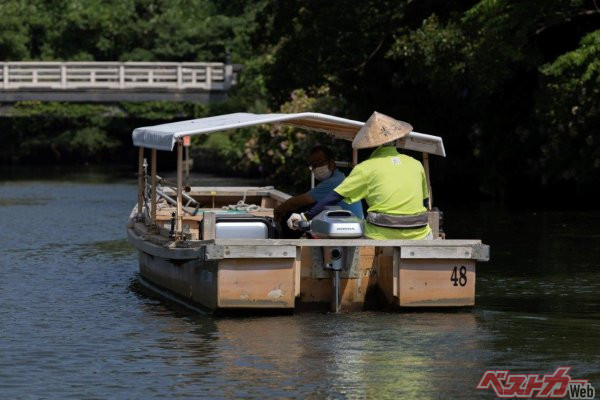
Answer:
xmin=352 ymin=112 xmax=413 ymax=149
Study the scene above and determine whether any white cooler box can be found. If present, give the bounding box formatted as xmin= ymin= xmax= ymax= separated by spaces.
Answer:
xmin=212 ymin=214 xmax=279 ymax=239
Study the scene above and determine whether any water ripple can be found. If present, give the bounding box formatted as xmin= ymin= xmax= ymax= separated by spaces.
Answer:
xmin=1 ymin=179 xmax=599 ymax=398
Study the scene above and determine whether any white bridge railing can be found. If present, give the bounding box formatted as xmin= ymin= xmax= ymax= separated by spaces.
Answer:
xmin=0 ymin=62 xmax=239 ymax=91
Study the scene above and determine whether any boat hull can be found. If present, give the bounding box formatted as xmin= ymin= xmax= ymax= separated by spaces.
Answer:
xmin=128 ymin=224 xmax=487 ymax=313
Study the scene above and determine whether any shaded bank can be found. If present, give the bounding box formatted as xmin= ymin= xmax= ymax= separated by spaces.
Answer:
xmin=0 ymin=101 xmax=220 ymax=165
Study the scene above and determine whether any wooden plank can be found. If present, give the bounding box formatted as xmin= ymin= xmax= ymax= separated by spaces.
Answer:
xmin=299 ymin=276 xmax=331 ymax=304
xmin=377 ymin=247 xmax=395 ymax=304
xmin=176 ymin=141 xmax=183 ymax=239
xmin=400 ymin=244 xmax=489 ymax=261
xmin=138 ymin=250 xmax=219 ymax=310
xmin=189 ymin=238 xmax=489 ymax=261
xmin=393 ymin=247 xmax=400 ymax=297
xmin=185 ymin=186 xmax=281 ymax=197
xmin=205 ymin=244 xmax=296 ymax=260
xmin=299 ymin=246 xmax=313 ymax=278
xmin=222 ymin=245 xmax=296 ymax=258
xmin=423 ymin=152 xmax=432 ymax=209
xmin=215 ymin=239 xmax=489 ymax=261
xmin=217 ymin=258 xmax=295 ymax=308
xmin=214 ymin=238 xmax=485 ymax=248
xmin=150 ymin=149 xmax=157 ymax=228
xmin=260 ymin=196 xmax=278 ymax=208
xmin=472 ymin=244 xmax=490 ymax=261
xmin=202 ymin=212 xmax=216 ymax=240
xmin=298 ymin=275 xmax=375 ymax=310
xmin=427 ymin=211 xmax=440 ymax=238
xmin=213 ymin=238 xmax=483 ymax=246
xmin=190 ymin=260 xmax=219 ymax=309
xmin=294 ymin=247 xmax=302 ymax=297
xmin=132 ymin=216 xmax=214 ymax=247
xmin=127 ymin=227 xmax=205 ymax=260
xmin=266 ymin=189 xmax=291 ymax=202
xmin=139 ymin=251 xmax=193 ymax=297
xmin=401 ymin=246 xmax=475 ymax=259
xmin=397 ymin=259 xmax=476 ymax=307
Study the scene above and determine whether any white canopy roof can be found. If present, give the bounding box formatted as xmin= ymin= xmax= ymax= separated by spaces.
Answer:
xmin=132 ymin=112 xmax=445 ymax=156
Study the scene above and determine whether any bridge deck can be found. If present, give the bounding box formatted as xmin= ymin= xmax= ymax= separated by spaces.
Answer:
xmin=0 ymin=62 xmax=240 ymax=102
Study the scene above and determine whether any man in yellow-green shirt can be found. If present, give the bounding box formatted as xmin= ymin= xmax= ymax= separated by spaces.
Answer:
xmin=287 ymin=112 xmax=432 ymax=240
xmin=333 ymin=145 xmax=431 ymax=239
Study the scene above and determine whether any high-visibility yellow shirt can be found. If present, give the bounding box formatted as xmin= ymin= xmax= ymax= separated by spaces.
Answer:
xmin=334 ymin=146 xmax=431 ymax=240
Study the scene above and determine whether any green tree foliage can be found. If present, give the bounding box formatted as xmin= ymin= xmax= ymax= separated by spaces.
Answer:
xmin=536 ymin=29 xmax=600 ymax=187
xmin=1 ymin=0 xmax=599 ymax=201
xmin=389 ymin=0 xmax=600 ymax=196
xmin=197 ymin=86 xmax=350 ymax=189
xmin=0 ymin=1 xmax=32 ymax=59
xmin=0 ymin=0 xmax=247 ymax=61
xmin=252 ymin=0 xmax=408 ymax=116
xmin=0 ymin=102 xmax=123 ymax=163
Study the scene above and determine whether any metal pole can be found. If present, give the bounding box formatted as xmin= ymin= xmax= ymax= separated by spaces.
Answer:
xmin=423 ymin=152 xmax=432 ymax=210
xmin=176 ymin=141 xmax=183 ymax=240
xmin=352 ymin=149 xmax=358 ymax=166
xmin=185 ymin=146 xmax=190 ymax=181
xmin=332 ymin=270 xmax=341 ymax=313
xmin=137 ymin=147 xmax=144 ymax=220
xmin=150 ymin=149 xmax=157 ymax=230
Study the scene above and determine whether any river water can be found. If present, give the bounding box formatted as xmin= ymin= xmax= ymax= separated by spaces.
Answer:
xmin=0 ymin=169 xmax=598 ymax=399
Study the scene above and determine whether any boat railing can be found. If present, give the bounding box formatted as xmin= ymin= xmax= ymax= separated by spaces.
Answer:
xmin=143 ymin=167 xmax=201 ymax=219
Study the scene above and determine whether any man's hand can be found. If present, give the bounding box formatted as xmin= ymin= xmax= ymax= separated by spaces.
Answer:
xmin=287 ymin=213 xmax=307 ymax=230
xmin=274 ymin=193 xmax=315 ymax=222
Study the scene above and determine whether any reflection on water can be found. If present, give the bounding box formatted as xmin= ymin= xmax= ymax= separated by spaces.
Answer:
xmin=0 ymin=171 xmax=599 ymax=398
xmin=205 ymin=313 xmax=486 ymax=398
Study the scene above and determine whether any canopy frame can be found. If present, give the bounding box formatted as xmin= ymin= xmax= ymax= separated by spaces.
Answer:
xmin=132 ymin=112 xmax=446 ymax=240
xmin=132 ymin=112 xmax=446 ymax=157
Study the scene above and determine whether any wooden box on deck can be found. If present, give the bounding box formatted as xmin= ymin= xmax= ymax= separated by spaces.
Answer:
xmin=378 ymin=247 xmax=475 ymax=307
xmin=217 ymin=258 xmax=296 ymax=308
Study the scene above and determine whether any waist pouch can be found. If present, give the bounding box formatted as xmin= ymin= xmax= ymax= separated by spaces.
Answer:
xmin=366 ymin=211 xmax=429 ymax=229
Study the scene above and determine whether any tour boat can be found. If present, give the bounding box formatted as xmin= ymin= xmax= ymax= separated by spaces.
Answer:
xmin=126 ymin=112 xmax=489 ymax=313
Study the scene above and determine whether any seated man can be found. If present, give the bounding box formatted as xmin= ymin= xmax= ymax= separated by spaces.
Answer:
xmin=288 ymin=112 xmax=432 ymax=240
xmin=274 ymin=145 xmax=364 ymax=237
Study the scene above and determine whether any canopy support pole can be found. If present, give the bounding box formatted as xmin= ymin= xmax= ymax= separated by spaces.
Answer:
xmin=352 ymin=149 xmax=358 ymax=166
xmin=150 ymin=148 xmax=158 ymax=231
xmin=423 ymin=152 xmax=432 ymax=210
xmin=185 ymin=146 xmax=190 ymax=181
xmin=176 ymin=141 xmax=183 ymax=240
xmin=137 ymin=147 xmax=145 ymax=221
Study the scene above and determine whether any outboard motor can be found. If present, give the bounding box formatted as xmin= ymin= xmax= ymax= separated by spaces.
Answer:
xmin=299 ymin=207 xmax=364 ymax=313
xmin=308 ymin=208 xmax=364 ymax=239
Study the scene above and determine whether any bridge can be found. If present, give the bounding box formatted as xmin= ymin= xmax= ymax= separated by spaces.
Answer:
xmin=0 ymin=61 xmax=240 ymax=102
